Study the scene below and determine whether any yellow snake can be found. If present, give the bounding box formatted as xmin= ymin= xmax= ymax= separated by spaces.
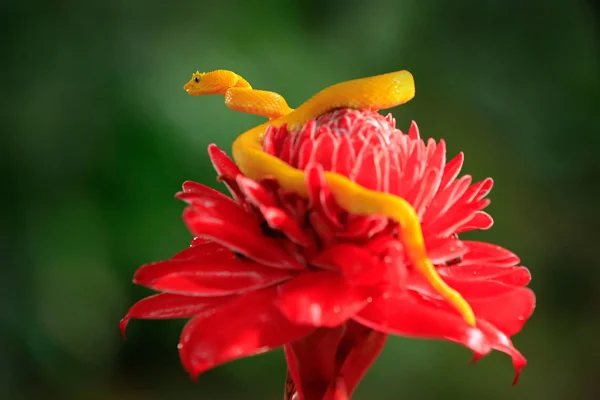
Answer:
xmin=184 ymin=69 xmax=475 ymax=326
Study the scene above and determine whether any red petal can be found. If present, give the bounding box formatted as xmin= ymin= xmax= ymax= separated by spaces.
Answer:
xmin=133 ymin=258 xmax=292 ymax=296
xmin=262 ymin=125 xmax=279 ymax=157
xmin=309 ymin=244 xmax=384 ymax=286
xmin=439 ymin=152 xmax=464 ymax=190
xmin=180 ymin=181 xmax=236 ymax=205
xmin=310 ymin=129 xmax=336 ymax=171
xmin=423 ymin=175 xmax=472 ymax=226
xmin=387 ymin=144 xmax=402 ymax=196
xmin=427 ymin=199 xmax=491 ymax=237
xmin=338 ymin=215 xmax=387 ymax=240
xmin=306 ymin=164 xmax=342 ymax=227
xmin=308 ymin=210 xmax=338 ymax=249
xmin=207 ymin=144 xmax=246 ymax=202
xmin=297 ymin=135 xmax=315 ymax=170
xmin=262 ymin=206 xmax=311 ymax=246
xmin=178 ymin=287 xmax=314 ymax=378
xmin=182 ymin=181 xmax=209 ymax=193
xmin=277 ymin=272 xmax=372 ymax=327
xmin=476 ymin=319 xmax=528 ymax=385
xmin=332 ymin=134 xmax=356 ymax=177
xmin=177 ymin=190 xmax=257 ymax=227
xmin=407 ymin=120 xmax=420 ymax=140
xmin=353 ymin=292 xmax=492 ymax=356
xmin=408 ymin=274 xmax=535 ymax=336
xmin=425 ymin=237 xmax=468 ymax=265
xmin=437 ymin=264 xmax=532 ymax=286
xmin=120 ymin=294 xmax=232 ymax=337
xmin=396 ymin=138 xmax=423 ymax=199
xmin=280 ymin=125 xmax=297 ymax=165
xmin=235 ymin=175 xmax=278 ymax=208
xmin=411 ymin=166 xmax=443 ymax=218
xmin=234 ymin=176 xmax=310 ymax=246
xmin=456 ymin=211 xmax=494 ymax=233
xmin=406 ymin=274 xmax=534 ymax=336
xmin=461 ymin=241 xmax=520 ymax=266
xmin=183 ymin=207 xmax=304 ymax=270
xmin=451 ymin=178 xmax=492 ymax=207
xmin=208 ymin=144 xmax=241 ymax=179
xmin=171 ymin=241 xmax=233 ymax=262
xmin=469 ymin=288 xmax=535 ymax=336
xmin=352 ymin=147 xmax=382 ymax=191
xmin=443 ymin=278 xmax=521 ymax=298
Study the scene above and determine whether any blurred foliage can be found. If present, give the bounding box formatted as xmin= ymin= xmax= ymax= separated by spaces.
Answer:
xmin=1 ymin=0 xmax=599 ymax=399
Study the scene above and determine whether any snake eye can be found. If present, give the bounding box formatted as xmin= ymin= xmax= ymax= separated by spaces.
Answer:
xmin=193 ymin=76 xmax=200 ymax=83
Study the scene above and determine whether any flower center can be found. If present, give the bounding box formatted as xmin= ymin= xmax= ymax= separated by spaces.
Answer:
xmin=251 ymin=109 xmax=476 ymax=326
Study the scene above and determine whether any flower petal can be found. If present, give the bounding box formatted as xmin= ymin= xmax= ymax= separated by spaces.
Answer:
xmin=428 ymin=199 xmax=491 ymax=237
xmin=306 ymin=164 xmax=342 ymax=227
xmin=475 ymin=319 xmax=528 ymax=385
xmin=437 ymin=264 xmax=532 ymax=286
xmin=235 ymin=176 xmax=310 ymax=246
xmin=407 ymin=274 xmax=535 ymax=335
xmin=461 ymin=241 xmax=520 ymax=266
xmin=262 ymin=206 xmax=311 ymax=246
xmin=469 ymin=288 xmax=535 ymax=336
xmin=338 ymin=214 xmax=388 ymax=240
xmin=456 ymin=211 xmax=494 ymax=233
xmin=183 ymin=207 xmax=304 ymax=270
xmin=353 ymin=292 xmax=492 ymax=356
xmin=425 ymin=237 xmax=468 ymax=265
xmin=178 ymin=287 xmax=314 ymax=378
xmin=407 ymin=120 xmax=420 ymax=140
xmin=423 ymin=175 xmax=472 ymax=227
xmin=352 ymin=146 xmax=382 ymax=191
xmin=439 ymin=151 xmax=464 ymax=190
xmin=235 ymin=175 xmax=278 ymax=208
xmin=411 ymin=165 xmax=443 ymax=218
xmin=332 ymin=134 xmax=356 ymax=177
xmin=120 ymin=294 xmax=233 ymax=337
xmin=177 ymin=190 xmax=258 ymax=227
xmin=170 ymin=240 xmax=233 ymax=262
xmin=180 ymin=181 xmax=237 ymax=206
xmin=278 ymin=124 xmax=296 ymax=164
xmin=277 ymin=271 xmax=372 ymax=327
xmin=134 ymin=258 xmax=292 ymax=296
xmin=207 ymin=144 xmax=246 ymax=203
xmin=208 ymin=144 xmax=242 ymax=179
xmin=309 ymin=128 xmax=336 ymax=171
xmin=309 ymin=244 xmax=384 ymax=286
xmin=262 ymin=125 xmax=284 ymax=158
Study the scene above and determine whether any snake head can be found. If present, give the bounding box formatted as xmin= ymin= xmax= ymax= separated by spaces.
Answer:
xmin=184 ymin=70 xmax=234 ymax=96
xmin=183 ymin=71 xmax=209 ymax=95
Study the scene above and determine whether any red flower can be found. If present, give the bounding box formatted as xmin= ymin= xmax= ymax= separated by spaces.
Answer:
xmin=121 ymin=109 xmax=535 ymax=400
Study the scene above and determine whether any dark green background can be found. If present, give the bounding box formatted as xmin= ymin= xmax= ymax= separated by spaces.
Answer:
xmin=2 ymin=0 xmax=599 ymax=399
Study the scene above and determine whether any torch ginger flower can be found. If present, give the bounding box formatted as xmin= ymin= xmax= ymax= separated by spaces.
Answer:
xmin=121 ymin=70 xmax=535 ymax=400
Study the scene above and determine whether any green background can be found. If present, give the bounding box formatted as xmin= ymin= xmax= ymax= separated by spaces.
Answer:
xmin=2 ymin=0 xmax=599 ymax=399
